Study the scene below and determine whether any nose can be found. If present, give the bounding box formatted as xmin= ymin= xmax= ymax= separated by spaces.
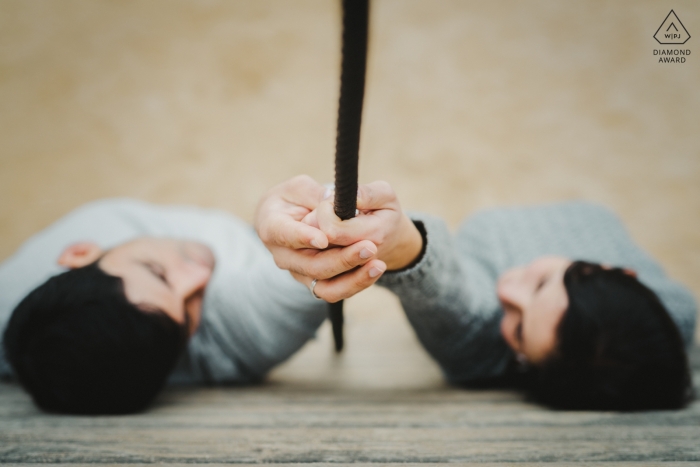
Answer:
xmin=171 ymin=261 xmax=212 ymax=301
xmin=500 ymin=310 xmax=522 ymax=352
xmin=497 ymin=267 xmax=528 ymax=310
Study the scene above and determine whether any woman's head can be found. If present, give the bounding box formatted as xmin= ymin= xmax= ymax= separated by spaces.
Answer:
xmin=498 ymin=258 xmax=692 ymax=410
xmin=497 ymin=256 xmax=572 ymax=364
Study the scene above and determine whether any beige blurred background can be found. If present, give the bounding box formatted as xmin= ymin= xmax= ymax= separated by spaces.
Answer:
xmin=1 ymin=0 xmax=698 ymax=383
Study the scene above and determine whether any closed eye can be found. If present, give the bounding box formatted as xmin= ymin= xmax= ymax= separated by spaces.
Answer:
xmin=143 ymin=261 xmax=170 ymax=288
xmin=536 ymin=275 xmax=549 ymax=292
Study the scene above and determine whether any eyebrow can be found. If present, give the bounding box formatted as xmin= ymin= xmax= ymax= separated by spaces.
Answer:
xmin=137 ymin=302 xmax=168 ymax=315
xmin=517 ymin=322 xmax=525 ymax=346
xmin=139 ymin=301 xmax=190 ymax=337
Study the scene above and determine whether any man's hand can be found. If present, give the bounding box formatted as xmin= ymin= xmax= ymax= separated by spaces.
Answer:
xmin=255 ymin=175 xmax=329 ymax=251
xmin=254 ymin=175 xmax=386 ymax=302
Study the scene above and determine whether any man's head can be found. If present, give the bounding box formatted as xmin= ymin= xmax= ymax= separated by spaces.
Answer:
xmin=3 ymin=238 xmax=215 ymax=414
xmin=497 ymin=257 xmax=691 ymax=410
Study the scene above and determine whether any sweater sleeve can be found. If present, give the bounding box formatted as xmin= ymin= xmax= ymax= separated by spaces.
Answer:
xmin=376 ymin=213 xmax=512 ymax=382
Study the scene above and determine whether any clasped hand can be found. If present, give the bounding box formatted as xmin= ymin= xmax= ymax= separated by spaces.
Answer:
xmin=254 ymin=175 xmax=423 ymax=302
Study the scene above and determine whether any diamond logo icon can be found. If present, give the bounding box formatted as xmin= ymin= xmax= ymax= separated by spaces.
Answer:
xmin=654 ymin=10 xmax=690 ymax=44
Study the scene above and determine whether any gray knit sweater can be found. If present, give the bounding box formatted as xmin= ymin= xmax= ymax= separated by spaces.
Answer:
xmin=377 ymin=201 xmax=697 ymax=382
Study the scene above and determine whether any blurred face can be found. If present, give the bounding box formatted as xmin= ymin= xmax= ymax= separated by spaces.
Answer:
xmin=497 ymin=256 xmax=571 ymax=365
xmin=98 ymin=238 xmax=215 ymax=337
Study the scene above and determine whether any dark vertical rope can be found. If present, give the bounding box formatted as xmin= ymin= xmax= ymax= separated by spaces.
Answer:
xmin=328 ymin=300 xmax=345 ymax=352
xmin=334 ymin=0 xmax=368 ymax=221
xmin=329 ymin=0 xmax=369 ymax=353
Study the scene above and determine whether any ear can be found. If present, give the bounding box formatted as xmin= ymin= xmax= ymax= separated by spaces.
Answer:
xmin=623 ymin=268 xmax=637 ymax=278
xmin=57 ymin=242 xmax=104 ymax=269
xmin=601 ymin=264 xmax=637 ymax=278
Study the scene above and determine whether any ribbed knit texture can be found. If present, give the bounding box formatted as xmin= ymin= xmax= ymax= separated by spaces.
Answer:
xmin=378 ymin=201 xmax=697 ymax=382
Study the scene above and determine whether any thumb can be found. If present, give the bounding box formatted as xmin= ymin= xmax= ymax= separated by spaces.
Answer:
xmin=301 ymin=210 xmax=319 ymax=229
xmin=316 ymin=198 xmax=340 ymax=235
xmin=356 ymin=181 xmax=398 ymax=212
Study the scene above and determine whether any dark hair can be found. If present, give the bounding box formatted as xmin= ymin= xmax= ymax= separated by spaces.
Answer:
xmin=3 ymin=262 xmax=187 ymax=414
xmin=528 ymin=261 xmax=692 ymax=411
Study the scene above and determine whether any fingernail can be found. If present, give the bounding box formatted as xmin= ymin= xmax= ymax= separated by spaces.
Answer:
xmin=323 ymin=188 xmax=333 ymax=200
xmin=369 ymin=267 xmax=384 ymax=278
xmin=359 ymin=248 xmax=373 ymax=259
xmin=310 ymin=238 xmax=321 ymax=249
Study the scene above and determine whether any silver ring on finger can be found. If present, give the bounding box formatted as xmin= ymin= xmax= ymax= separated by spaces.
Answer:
xmin=309 ymin=278 xmax=323 ymax=300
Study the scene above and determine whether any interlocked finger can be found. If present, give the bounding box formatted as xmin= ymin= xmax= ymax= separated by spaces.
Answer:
xmin=272 ymin=239 xmax=378 ymax=280
xmin=293 ymin=259 xmax=386 ymax=303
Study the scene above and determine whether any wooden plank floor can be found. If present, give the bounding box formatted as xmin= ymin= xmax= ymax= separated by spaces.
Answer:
xmin=1 ymin=289 xmax=699 ymax=465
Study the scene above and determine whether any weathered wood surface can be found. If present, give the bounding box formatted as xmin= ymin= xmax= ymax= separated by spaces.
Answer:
xmin=2 ymin=377 xmax=699 ymax=464
xmin=0 ymin=465 xmax=697 ymax=467
xmin=1 ymin=290 xmax=699 ymax=465
xmin=1 ymin=465 xmax=697 ymax=467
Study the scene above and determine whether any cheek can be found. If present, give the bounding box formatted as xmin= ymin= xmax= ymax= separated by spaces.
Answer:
xmin=524 ymin=295 xmax=568 ymax=362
